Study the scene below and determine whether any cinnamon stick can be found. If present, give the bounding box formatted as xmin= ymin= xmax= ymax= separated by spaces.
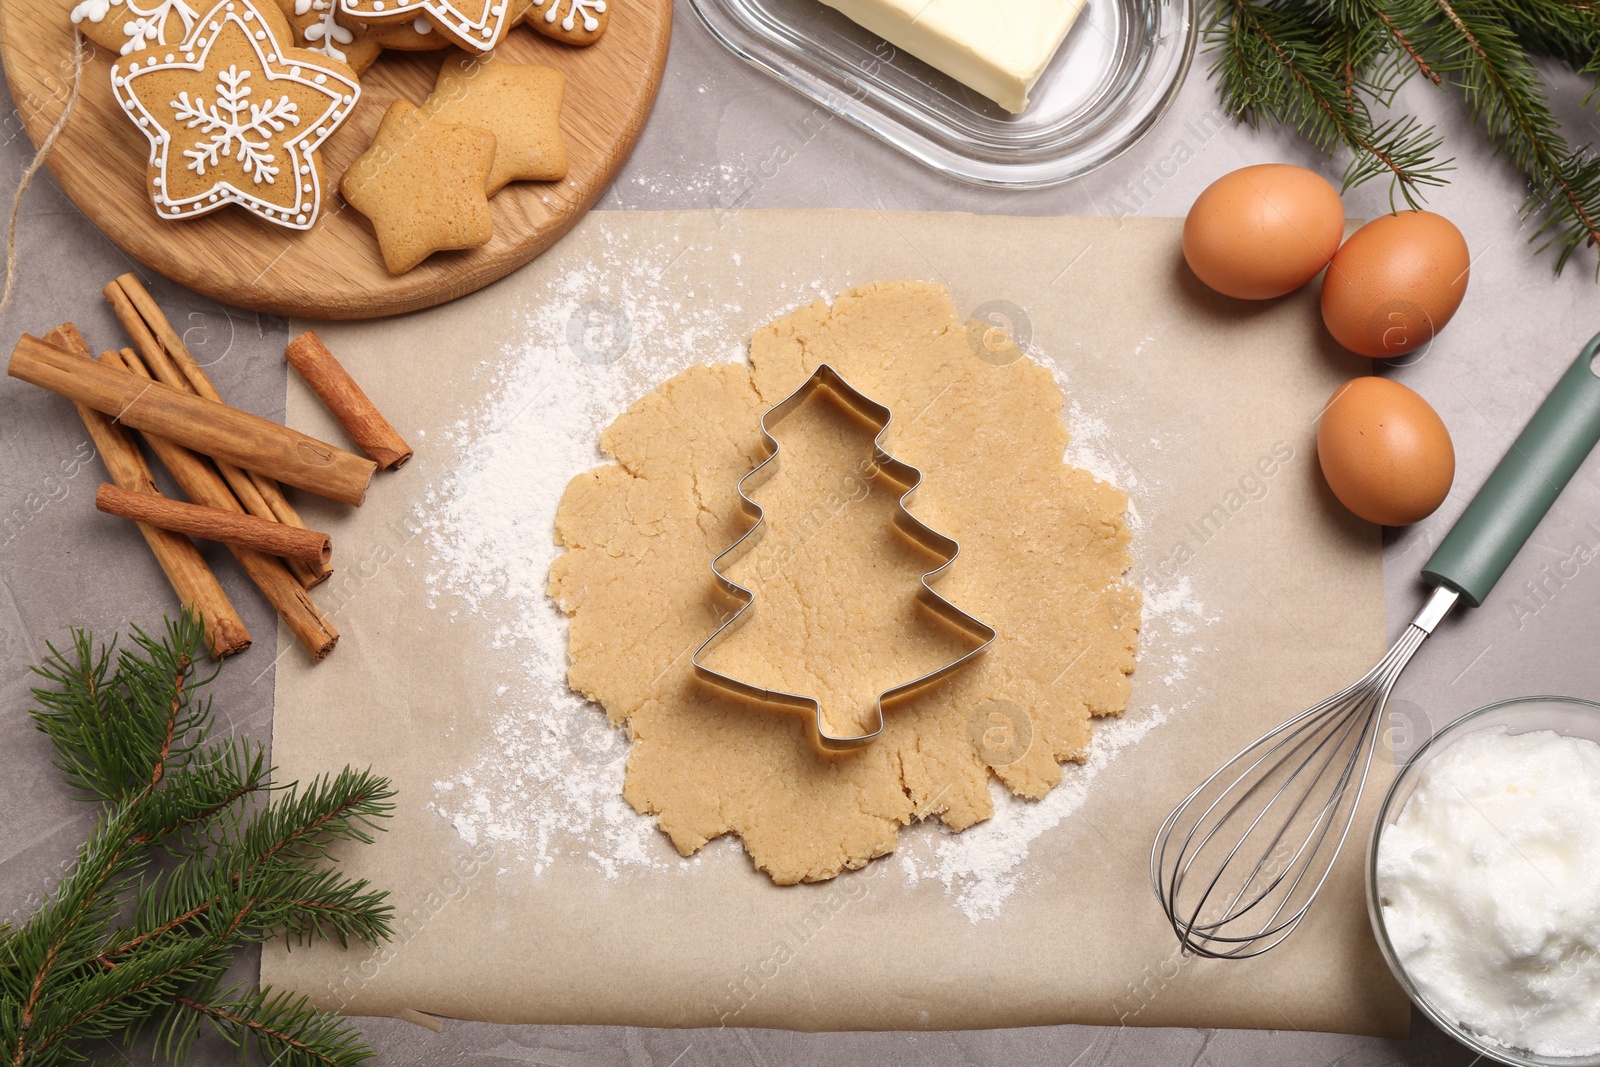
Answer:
xmin=105 ymin=348 xmax=339 ymax=660
xmin=8 ymin=333 xmax=376 ymax=507
xmin=103 ymin=277 xmax=331 ymax=588
xmin=285 ymin=330 xmax=413 ymax=470
xmin=247 ymin=471 xmax=328 ymax=588
xmin=42 ymin=326 xmax=250 ymax=658
xmin=96 ymin=484 xmax=333 ymax=565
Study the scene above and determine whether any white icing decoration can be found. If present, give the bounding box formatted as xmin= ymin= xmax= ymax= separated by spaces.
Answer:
xmin=171 ymin=65 xmax=298 ymax=183
xmin=294 ymin=0 xmax=354 ymax=63
xmin=107 ymin=0 xmax=201 ymax=55
xmin=534 ymin=0 xmax=602 ymax=33
xmin=109 ymin=0 xmax=359 ymax=231
xmin=335 ymin=0 xmax=504 ymax=51
xmin=70 ymin=0 xmax=113 ymax=23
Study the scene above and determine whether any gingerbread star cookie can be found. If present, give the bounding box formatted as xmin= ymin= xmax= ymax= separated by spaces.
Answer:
xmin=336 ymin=0 xmax=514 ymax=51
xmin=276 ymin=0 xmax=382 ymax=72
xmin=525 ymin=0 xmax=606 ymax=45
xmin=340 ymin=99 xmax=496 ymax=274
xmin=110 ymin=0 xmax=360 ymax=229
xmin=421 ymin=54 xmax=566 ymax=194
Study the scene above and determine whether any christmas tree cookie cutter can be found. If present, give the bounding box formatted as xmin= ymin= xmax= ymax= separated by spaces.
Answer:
xmin=691 ymin=363 xmax=996 ymax=752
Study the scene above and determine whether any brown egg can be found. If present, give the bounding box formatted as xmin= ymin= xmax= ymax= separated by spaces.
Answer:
xmin=1321 ymin=211 xmax=1470 ymax=358
xmin=1317 ymin=377 xmax=1454 ymax=526
xmin=1182 ymin=164 xmax=1345 ymax=300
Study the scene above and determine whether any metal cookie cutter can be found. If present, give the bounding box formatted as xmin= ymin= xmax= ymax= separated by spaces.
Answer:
xmin=691 ymin=363 xmax=997 ymax=752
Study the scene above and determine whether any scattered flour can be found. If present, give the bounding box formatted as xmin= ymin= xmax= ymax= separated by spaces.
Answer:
xmin=420 ymin=235 xmax=833 ymax=878
xmin=419 ymin=245 xmax=1212 ymax=919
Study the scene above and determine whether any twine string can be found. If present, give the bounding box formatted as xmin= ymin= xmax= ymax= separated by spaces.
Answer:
xmin=0 ymin=31 xmax=87 ymax=320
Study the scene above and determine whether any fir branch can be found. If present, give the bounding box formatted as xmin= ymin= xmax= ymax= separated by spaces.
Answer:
xmin=133 ymin=739 xmax=270 ymax=853
xmin=28 ymin=617 xmax=217 ymax=807
xmin=1497 ymin=0 xmax=1600 ymax=76
xmin=1391 ymin=0 xmax=1600 ymax=267
xmin=164 ymin=988 xmax=373 ymax=1067
xmin=1203 ymin=0 xmax=1600 ymax=271
xmin=234 ymin=770 xmax=396 ymax=875
xmin=236 ymin=865 xmax=393 ymax=949
xmin=1207 ymin=0 xmax=1451 ymax=205
xmin=1 ymin=616 xmax=394 ymax=1067
xmin=1376 ymin=10 xmax=1443 ymax=83
xmin=5 ymin=808 xmax=148 ymax=1048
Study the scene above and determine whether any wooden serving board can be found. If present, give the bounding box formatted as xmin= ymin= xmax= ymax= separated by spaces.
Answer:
xmin=0 ymin=0 xmax=670 ymax=318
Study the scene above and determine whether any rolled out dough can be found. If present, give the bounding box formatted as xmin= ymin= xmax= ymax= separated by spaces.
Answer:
xmin=548 ymin=281 xmax=1140 ymax=883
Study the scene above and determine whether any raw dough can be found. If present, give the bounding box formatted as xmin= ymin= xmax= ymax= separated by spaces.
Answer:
xmin=548 ymin=282 xmax=1139 ymax=883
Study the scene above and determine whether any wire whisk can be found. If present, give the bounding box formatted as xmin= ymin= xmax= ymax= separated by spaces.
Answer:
xmin=1150 ymin=586 xmax=1457 ymax=959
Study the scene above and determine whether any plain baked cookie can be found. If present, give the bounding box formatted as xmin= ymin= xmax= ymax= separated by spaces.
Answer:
xmin=340 ymin=99 xmax=496 ymax=274
xmin=421 ymin=53 xmax=567 ymax=194
xmin=548 ymin=282 xmax=1141 ymax=884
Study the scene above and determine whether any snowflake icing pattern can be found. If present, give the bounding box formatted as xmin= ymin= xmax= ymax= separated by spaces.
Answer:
xmin=171 ymin=65 xmax=299 ymax=184
xmin=294 ymin=0 xmax=354 ymax=62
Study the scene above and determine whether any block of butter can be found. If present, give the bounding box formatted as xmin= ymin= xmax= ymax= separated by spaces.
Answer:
xmin=819 ymin=0 xmax=1088 ymax=113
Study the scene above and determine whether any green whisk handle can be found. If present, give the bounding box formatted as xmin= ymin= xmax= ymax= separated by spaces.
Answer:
xmin=1423 ymin=332 xmax=1600 ymax=607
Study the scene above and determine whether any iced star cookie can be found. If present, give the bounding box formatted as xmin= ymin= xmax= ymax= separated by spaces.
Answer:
xmin=109 ymin=0 xmax=360 ymax=229
xmin=525 ymin=0 xmax=606 ymax=45
xmin=421 ymin=53 xmax=566 ymax=194
xmin=336 ymin=0 xmax=515 ymax=51
xmin=276 ymin=0 xmax=382 ymax=72
xmin=340 ymin=99 xmax=496 ymax=274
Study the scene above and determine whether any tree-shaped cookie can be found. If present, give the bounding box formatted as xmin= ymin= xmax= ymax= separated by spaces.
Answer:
xmin=109 ymin=0 xmax=360 ymax=229
xmin=692 ymin=364 xmax=994 ymax=751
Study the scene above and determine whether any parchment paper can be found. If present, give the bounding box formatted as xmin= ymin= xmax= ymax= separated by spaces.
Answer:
xmin=262 ymin=210 xmax=1407 ymax=1036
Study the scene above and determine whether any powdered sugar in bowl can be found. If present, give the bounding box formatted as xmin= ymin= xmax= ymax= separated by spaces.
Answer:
xmin=1367 ymin=696 xmax=1600 ymax=1067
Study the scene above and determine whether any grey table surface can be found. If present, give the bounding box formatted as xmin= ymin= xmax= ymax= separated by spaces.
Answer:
xmin=3 ymin=4 xmax=1598 ymax=1064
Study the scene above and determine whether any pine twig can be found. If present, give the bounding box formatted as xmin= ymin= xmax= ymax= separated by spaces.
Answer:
xmin=1207 ymin=0 xmax=1450 ymax=206
xmin=1202 ymin=0 xmax=1600 ymax=272
xmin=0 ymin=614 xmax=394 ymax=1067
xmin=1394 ymin=0 xmax=1600 ymax=268
xmin=166 ymin=987 xmax=374 ymax=1067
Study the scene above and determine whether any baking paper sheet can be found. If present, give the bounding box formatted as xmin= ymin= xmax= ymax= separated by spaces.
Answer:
xmin=262 ymin=210 xmax=1407 ymax=1036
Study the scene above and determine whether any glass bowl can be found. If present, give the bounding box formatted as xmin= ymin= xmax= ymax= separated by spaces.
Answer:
xmin=1367 ymin=696 xmax=1600 ymax=1067
xmin=687 ymin=0 xmax=1197 ymax=188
